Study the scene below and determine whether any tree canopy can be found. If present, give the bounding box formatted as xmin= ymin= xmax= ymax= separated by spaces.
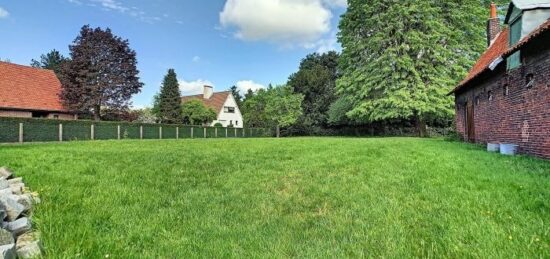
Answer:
xmin=156 ymin=69 xmax=183 ymax=124
xmin=59 ymin=25 xmax=143 ymax=121
xmin=337 ymin=0 xmax=507 ymax=136
xmin=181 ymin=100 xmax=217 ymax=125
xmin=30 ymin=49 xmax=69 ymax=76
xmin=264 ymin=85 xmax=304 ymax=137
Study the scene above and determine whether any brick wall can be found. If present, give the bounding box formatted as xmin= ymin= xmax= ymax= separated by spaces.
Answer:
xmin=455 ymin=38 xmax=550 ymax=159
xmin=0 ymin=110 xmax=32 ymax=118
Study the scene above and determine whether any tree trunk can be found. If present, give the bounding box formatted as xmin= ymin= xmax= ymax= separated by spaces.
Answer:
xmin=415 ymin=116 xmax=427 ymax=138
xmin=276 ymin=125 xmax=280 ymax=138
xmin=93 ymin=105 xmax=101 ymax=121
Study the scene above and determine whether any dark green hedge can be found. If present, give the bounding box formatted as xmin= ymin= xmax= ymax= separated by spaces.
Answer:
xmin=0 ymin=117 xmax=271 ymax=143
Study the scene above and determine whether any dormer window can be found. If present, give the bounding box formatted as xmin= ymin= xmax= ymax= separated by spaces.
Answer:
xmin=224 ymin=107 xmax=235 ymax=113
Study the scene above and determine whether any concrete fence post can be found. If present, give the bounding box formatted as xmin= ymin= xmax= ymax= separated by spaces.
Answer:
xmin=18 ymin=123 xmax=23 ymax=143
xmin=159 ymin=126 xmax=163 ymax=139
xmin=140 ymin=126 xmax=143 ymax=140
xmin=176 ymin=127 xmax=179 ymax=139
xmin=234 ymin=128 xmax=237 ymax=138
xmin=204 ymin=127 xmax=206 ymax=138
xmin=91 ymin=124 xmax=95 ymax=140
xmin=59 ymin=124 xmax=63 ymax=142
xmin=117 ymin=125 xmax=121 ymax=140
xmin=191 ymin=127 xmax=194 ymax=139
xmin=215 ymin=127 xmax=218 ymax=138
xmin=225 ymin=128 xmax=228 ymax=138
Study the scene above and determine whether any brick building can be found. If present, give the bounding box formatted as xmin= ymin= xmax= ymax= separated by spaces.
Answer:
xmin=450 ymin=1 xmax=550 ymax=159
xmin=0 ymin=61 xmax=76 ymax=120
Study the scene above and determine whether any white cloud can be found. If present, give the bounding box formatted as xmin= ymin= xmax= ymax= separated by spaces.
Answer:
xmin=220 ymin=0 xmax=333 ymax=47
xmin=179 ymin=79 xmax=214 ymax=96
xmin=67 ymin=0 xmax=164 ymax=23
xmin=93 ymin=0 xmax=128 ymax=12
xmin=235 ymin=80 xmax=265 ymax=93
xmin=315 ymin=30 xmax=339 ymax=53
xmin=0 ymin=7 xmax=9 ymax=18
xmin=192 ymin=56 xmax=201 ymax=62
xmin=322 ymin=0 xmax=347 ymax=8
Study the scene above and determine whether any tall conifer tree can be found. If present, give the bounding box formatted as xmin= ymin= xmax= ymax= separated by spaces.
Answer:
xmin=158 ymin=69 xmax=183 ymax=123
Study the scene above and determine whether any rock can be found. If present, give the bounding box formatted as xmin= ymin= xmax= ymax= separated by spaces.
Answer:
xmin=16 ymin=232 xmax=42 ymax=259
xmin=0 ymin=190 xmax=11 ymax=197
xmin=0 ymin=168 xmax=12 ymax=180
xmin=0 ymin=196 xmax=25 ymax=221
xmin=13 ymin=194 xmax=32 ymax=212
xmin=8 ymin=184 xmax=23 ymax=196
xmin=3 ymin=217 xmax=31 ymax=237
xmin=0 ymin=244 xmax=15 ymax=259
xmin=0 ymin=229 xmax=14 ymax=246
xmin=0 ymin=181 xmax=8 ymax=191
xmin=5 ymin=179 xmax=21 ymax=186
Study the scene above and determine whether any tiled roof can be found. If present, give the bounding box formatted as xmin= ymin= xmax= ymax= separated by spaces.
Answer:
xmin=0 ymin=62 xmax=69 ymax=112
xmin=181 ymin=91 xmax=230 ymax=115
xmin=451 ymin=19 xmax=550 ymax=94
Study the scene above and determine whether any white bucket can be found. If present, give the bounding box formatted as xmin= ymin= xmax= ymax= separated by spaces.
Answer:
xmin=487 ymin=143 xmax=500 ymax=152
xmin=500 ymin=144 xmax=519 ymax=156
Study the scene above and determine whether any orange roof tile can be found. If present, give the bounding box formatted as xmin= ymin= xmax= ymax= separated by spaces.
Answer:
xmin=181 ymin=91 xmax=230 ymax=115
xmin=0 ymin=62 xmax=69 ymax=112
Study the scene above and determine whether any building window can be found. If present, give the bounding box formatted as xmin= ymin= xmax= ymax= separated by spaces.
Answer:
xmin=503 ymin=85 xmax=509 ymax=96
xmin=53 ymin=115 xmax=59 ymax=119
xmin=488 ymin=91 xmax=493 ymax=101
xmin=236 ymin=121 xmax=239 ymax=126
xmin=475 ymin=96 xmax=480 ymax=106
xmin=224 ymin=107 xmax=235 ymax=113
xmin=525 ymin=74 xmax=534 ymax=88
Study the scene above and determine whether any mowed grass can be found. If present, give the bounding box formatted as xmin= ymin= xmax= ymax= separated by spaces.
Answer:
xmin=0 ymin=138 xmax=548 ymax=258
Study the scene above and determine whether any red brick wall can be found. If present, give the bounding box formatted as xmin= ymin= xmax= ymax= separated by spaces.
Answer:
xmin=455 ymin=39 xmax=550 ymax=159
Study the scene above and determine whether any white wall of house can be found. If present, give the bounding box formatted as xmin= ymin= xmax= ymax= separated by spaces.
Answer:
xmin=211 ymin=94 xmax=244 ymax=128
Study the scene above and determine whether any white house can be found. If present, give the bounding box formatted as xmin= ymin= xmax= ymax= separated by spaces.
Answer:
xmin=181 ymin=85 xmax=244 ymax=128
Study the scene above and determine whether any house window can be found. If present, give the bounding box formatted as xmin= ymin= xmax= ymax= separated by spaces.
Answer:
xmin=503 ymin=85 xmax=509 ymax=96
xmin=475 ymin=96 xmax=480 ymax=105
xmin=525 ymin=74 xmax=534 ymax=88
xmin=507 ymin=15 xmax=522 ymax=70
xmin=488 ymin=91 xmax=493 ymax=101
xmin=53 ymin=115 xmax=59 ymax=119
xmin=224 ymin=107 xmax=235 ymax=113
xmin=236 ymin=121 xmax=239 ymax=126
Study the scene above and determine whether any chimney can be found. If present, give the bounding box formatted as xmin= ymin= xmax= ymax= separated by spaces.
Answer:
xmin=487 ymin=2 xmax=501 ymax=46
xmin=203 ymin=85 xmax=213 ymax=99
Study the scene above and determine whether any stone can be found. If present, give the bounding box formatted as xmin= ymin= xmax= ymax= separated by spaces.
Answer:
xmin=3 ymin=217 xmax=31 ymax=237
xmin=0 ymin=196 xmax=24 ymax=221
xmin=8 ymin=184 xmax=23 ymax=196
xmin=5 ymin=179 xmax=21 ymax=186
xmin=13 ymin=194 xmax=32 ymax=212
xmin=0 ymin=229 xmax=13 ymax=246
xmin=16 ymin=232 xmax=42 ymax=259
xmin=0 ymin=244 xmax=15 ymax=259
xmin=0 ymin=190 xmax=11 ymax=197
xmin=0 ymin=168 xmax=12 ymax=180
xmin=0 ymin=181 xmax=8 ymax=191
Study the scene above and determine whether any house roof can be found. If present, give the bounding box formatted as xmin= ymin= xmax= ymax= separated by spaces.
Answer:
xmin=451 ymin=19 xmax=550 ymax=94
xmin=181 ymin=91 xmax=231 ymax=115
xmin=511 ymin=0 xmax=550 ymax=10
xmin=0 ymin=61 xmax=69 ymax=112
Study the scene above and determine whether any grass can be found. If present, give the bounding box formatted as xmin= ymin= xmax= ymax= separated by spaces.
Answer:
xmin=0 ymin=137 xmax=548 ymax=258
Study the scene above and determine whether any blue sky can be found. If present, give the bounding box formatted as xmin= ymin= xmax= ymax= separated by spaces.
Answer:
xmin=0 ymin=0 xmax=346 ymax=108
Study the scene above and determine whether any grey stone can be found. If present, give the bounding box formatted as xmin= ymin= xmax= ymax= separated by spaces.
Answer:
xmin=13 ymin=194 xmax=32 ymax=212
xmin=0 ymin=190 xmax=11 ymax=197
xmin=0 ymin=244 xmax=15 ymax=259
xmin=5 ymin=179 xmax=21 ymax=186
xmin=0 ymin=229 xmax=13 ymax=246
xmin=16 ymin=232 xmax=42 ymax=259
xmin=0 ymin=181 xmax=8 ymax=191
xmin=0 ymin=168 xmax=12 ymax=180
xmin=8 ymin=184 xmax=23 ymax=196
xmin=3 ymin=217 xmax=31 ymax=237
xmin=0 ymin=196 xmax=24 ymax=221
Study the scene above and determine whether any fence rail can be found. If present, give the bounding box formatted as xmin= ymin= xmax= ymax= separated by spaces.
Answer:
xmin=0 ymin=117 xmax=271 ymax=144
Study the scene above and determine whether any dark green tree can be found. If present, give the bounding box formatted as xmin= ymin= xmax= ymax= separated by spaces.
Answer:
xmin=31 ymin=49 xmax=69 ymax=76
xmin=59 ymin=25 xmax=143 ymax=121
xmin=287 ymin=51 xmax=339 ymax=134
xmin=230 ymin=85 xmax=242 ymax=107
xmin=157 ymin=69 xmax=183 ymax=123
xmin=337 ymin=0 xmax=508 ymax=136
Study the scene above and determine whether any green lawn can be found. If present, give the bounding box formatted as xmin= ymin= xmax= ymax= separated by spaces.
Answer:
xmin=0 ymin=138 xmax=548 ymax=258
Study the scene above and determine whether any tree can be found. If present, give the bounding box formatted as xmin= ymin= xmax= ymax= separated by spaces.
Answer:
xmin=264 ymin=85 xmax=304 ymax=138
xmin=241 ymin=88 xmax=269 ymax=128
xmin=287 ymin=51 xmax=339 ymax=134
xmin=337 ymin=0 xmax=508 ymax=137
xmin=181 ymin=100 xmax=217 ymax=125
xmin=59 ymin=25 xmax=143 ymax=121
xmin=157 ymin=69 xmax=183 ymax=123
xmin=327 ymin=96 xmax=354 ymax=126
xmin=31 ymin=49 xmax=69 ymax=75
xmin=230 ymin=85 xmax=242 ymax=107
xmin=134 ymin=108 xmax=158 ymax=124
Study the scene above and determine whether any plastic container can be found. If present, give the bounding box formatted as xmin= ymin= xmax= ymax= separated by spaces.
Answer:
xmin=487 ymin=143 xmax=500 ymax=152
xmin=500 ymin=144 xmax=519 ymax=156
